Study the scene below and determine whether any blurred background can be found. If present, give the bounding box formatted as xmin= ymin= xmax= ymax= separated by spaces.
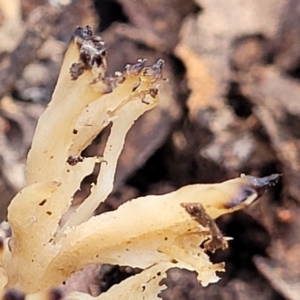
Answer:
xmin=0 ymin=0 xmax=300 ymax=299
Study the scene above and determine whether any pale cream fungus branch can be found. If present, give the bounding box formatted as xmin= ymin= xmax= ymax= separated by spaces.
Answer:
xmin=40 ymin=175 xmax=281 ymax=290
xmin=0 ymin=24 xmax=281 ymax=300
xmin=3 ymin=25 xmax=167 ymax=292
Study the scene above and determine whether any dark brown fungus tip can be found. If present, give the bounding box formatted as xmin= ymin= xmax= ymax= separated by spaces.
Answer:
xmin=2 ymin=289 xmax=25 ymax=300
xmin=244 ymin=173 xmax=281 ymax=196
xmin=73 ymin=25 xmax=93 ymax=45
xmin=152 ymin=59 xmax=164 ymax=74
xmin=46 ymin=211 xmax=52 ymax=216
xmin=143 ymin=59 xmax=164 ymax=78
xmin=70 ymin=26 xmax=106 ymax=80
xmin=72 ymin=129 xmax=78 ymax=134
xmin=125 ymin=59 xmax=147 ymax=75
xmin=48 ymin=288 xmax=63 ymax=300
xmin=225 ymin=174 xmax=281 ymax=209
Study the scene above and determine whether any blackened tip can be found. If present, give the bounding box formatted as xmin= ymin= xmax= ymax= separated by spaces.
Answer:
xmin=2 ymin=289 xmax=25 ymax=300
xmin=154 ymin=59 xmax=164 ymax=70
xmin=48 ymin=288 xmax=63 ymax=300
xmin=245 ymin=174 xmax=281 ymax=190
xmin=73 ymin=26 xmax=83 ymax=38
xmin=73 ymin=25 xmax=93 ymax=40
xmin=224 ymin=174 xmax=281 ymax=209
xmin=126 ymin=59 xmax=147 ymax=74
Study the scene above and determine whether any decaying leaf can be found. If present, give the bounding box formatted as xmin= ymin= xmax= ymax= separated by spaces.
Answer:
xmin=175 ymin=0 xmax=284 ymax=172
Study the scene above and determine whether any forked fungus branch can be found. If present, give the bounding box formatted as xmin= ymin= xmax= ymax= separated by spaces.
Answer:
xmin=0 ymin=26 xmax=280 ymax=300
